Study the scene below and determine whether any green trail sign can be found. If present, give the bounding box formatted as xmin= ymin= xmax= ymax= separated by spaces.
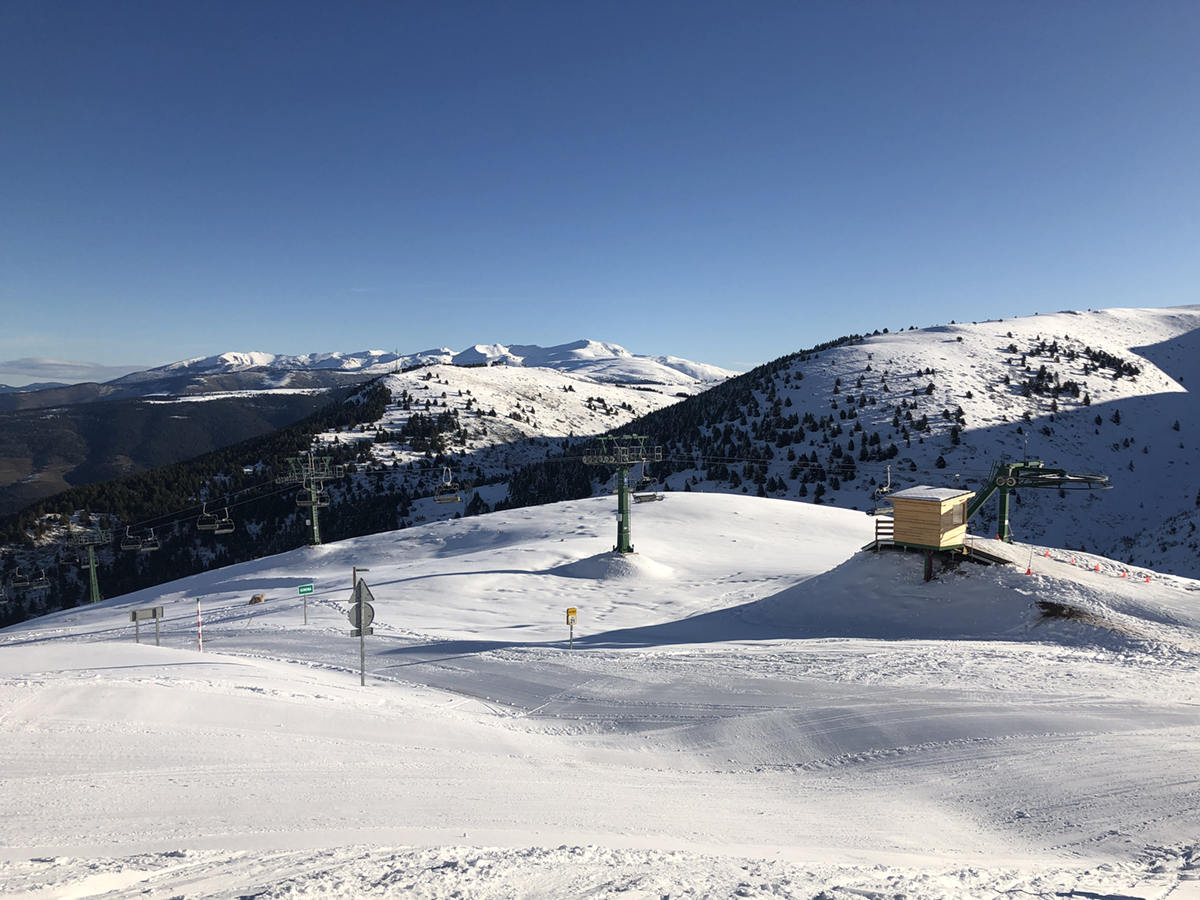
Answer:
xmin=298 ymin=584 xmax=314 ymax=595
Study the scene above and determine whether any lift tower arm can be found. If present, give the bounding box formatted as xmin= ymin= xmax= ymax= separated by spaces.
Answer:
xmin=966 ymin=460 xmax=1109 ymax=543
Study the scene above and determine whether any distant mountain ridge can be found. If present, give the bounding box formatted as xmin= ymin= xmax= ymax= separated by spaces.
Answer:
xmin=0 ymin=340 xmax=734 ymax=414
xmin=0 ymin=382 xmax=70 ymax=394
xmin=117 ymin=339 xmax=735 ymax=386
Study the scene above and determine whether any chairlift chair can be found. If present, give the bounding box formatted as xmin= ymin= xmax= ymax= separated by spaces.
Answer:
xmin=140 ymin=528 xmax=161 ymax=552
xmin=31 ymin=569 xmax=50 ymax=590
xmin=434 ymin=467 xmax=462 ymax=504
xmin=214 ymin=509 xmax=235 ymax=535
xmin=636 ymin=460 xmax=654 ymax=489
xmin=11 ymin=568 xmax=30 ymax=589
xmin=196 ymin=502 xmax=220 ymax=532
xmin=120 ymin=527 xmax=144 ymax=551
xmin=296 ymin=490 xmax=330 ymax=509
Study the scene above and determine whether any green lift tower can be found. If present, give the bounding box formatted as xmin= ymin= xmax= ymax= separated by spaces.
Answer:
xmin=967 ymin=460 xmax=1109 ymax=542
xmin=583 ymin=436 xmax=662 ymax=554
xmin=277 ymin=452 xmax=344 ymax=546
xmin=72 ymin=526 xmax=113 ymax=604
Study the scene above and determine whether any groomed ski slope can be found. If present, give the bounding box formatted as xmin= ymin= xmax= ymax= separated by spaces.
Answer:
xmin=2 ymin=493 xmax=1199 ymax=899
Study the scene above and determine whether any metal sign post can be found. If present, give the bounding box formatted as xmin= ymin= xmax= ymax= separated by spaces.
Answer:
xmin=566 ymin=607 xmax=577 ymax=650
xmin=130 ymin=606 xmax=164 ymax=645
xmin=298 ymin=583 xmax=314 ymax=624
xmin=348 ymin=578 xmax=375 ymax=686
xmin=196 ymin=598 xmax=203 ymax=652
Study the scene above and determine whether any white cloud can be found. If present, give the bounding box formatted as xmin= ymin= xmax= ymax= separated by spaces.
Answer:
xmin=0 ymin=357 xmax=148 ymax=385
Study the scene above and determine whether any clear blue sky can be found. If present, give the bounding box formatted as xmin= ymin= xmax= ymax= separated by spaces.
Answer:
xmin=2 ymin=1 xmax=1198 ymax=383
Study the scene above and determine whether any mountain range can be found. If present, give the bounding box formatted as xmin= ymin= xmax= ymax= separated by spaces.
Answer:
xmin=0 ymin=340 xmax=734 ymax=515
xmin=4 ymin=307 xmax=1200 ymax=626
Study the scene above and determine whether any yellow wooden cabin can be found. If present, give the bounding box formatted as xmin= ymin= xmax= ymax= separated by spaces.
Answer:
xmin=887 ymin=485 xmax=975 ymax=551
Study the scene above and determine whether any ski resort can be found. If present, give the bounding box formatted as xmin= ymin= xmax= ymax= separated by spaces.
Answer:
xmin=3 ymin=488 xmax=1199 ymax=898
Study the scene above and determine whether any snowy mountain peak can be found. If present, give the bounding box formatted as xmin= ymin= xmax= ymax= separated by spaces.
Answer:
xmin=124 ymin=340 xmax=736 ymax=386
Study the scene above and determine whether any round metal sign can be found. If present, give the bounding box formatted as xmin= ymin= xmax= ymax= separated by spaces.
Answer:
xmin=348 ymin=602 xmax=375 ymax=629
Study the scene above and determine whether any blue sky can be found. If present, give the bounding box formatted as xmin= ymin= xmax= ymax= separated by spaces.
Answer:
xmin=2 ymin=1 xmax=1198 ymax=383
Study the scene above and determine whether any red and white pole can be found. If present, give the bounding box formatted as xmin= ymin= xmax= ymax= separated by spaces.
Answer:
xmin=197 ymin=598 xmax=203 ymax=653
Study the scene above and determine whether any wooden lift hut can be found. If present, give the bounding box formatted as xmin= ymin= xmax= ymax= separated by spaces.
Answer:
xmin=876 ymin=485 xmax=974 ymax=580
xmin=887 ymin=485 xmax=974 ymax=551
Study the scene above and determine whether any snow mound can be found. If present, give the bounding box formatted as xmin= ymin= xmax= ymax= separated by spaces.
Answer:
xmin=745 ymin=544 xmax=1200 ymax=647
xmin=551 ymin=551 xmax=675 ymax=581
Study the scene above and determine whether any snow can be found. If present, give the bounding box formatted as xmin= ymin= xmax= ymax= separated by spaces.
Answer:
xmin=3 ymin=493 xmax=1199 ymax=898
xmin=594 ymin=305 xmax=1200 ymax=578
xmin=121 ymin=340 xmax=738 ymax=386
xmin=888 ymin=485 xmax=973 ymax=501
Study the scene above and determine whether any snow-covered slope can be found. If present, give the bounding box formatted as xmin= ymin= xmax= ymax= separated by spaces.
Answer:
xmin=114 ymin=339 xmax=736 ymax=387
xmin=2 ymin=494 xmax=1199 ymax=898
xmin=642 ymin=306 xmax=1200 ymax=577
xmin=315 ymin=363 xmax=694 ymax=503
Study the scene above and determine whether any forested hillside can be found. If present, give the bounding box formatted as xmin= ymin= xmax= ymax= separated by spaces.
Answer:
xmin=0 ymin=392 xmax=338 ymax=514
xmin=0 ymin=383 xmax=393 ymax=625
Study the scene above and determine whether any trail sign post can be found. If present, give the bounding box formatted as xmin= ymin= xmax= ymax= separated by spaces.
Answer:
xmin=130 ymin=606 xmax=163 ymax=646
xmin=298 ymin=583 xmax=314 ymax=624
xmin=348 ymin=578 xmax=375 ymax=686
xmin=566 ymin=607 xmax=577 ymax=650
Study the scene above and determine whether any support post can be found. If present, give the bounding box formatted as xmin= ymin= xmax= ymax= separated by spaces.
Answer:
xmin=615 ymin=463 xmax=633 ymax=554
xmin=309 ymin=482 xmax=322 ymax=546
xmin=997 ymin=487 xmax=1012 ymax=543
xmin=86 ymin=546 xmax=101 ymax=604
xmin=924 ymin=550 xmax=933 ymax=583
xmin=353 ymin=566 xmax=370 ymax=687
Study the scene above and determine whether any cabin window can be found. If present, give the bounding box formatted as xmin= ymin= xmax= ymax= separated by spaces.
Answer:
xmin=940 ymin=502 xmax=965 ymax=530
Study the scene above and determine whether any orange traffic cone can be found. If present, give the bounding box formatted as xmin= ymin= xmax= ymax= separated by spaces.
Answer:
xmin=1094 ymin=564 xmax=1100 ymax=572
xmin=1121 ymin=570 xmax=1127 ymax=578
xmin=1145 ymin=575 xmax=1151 ymax=583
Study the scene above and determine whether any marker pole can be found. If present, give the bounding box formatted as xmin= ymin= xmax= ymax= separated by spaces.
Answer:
xmin=197 ymin=599 xmax=203 ymax=653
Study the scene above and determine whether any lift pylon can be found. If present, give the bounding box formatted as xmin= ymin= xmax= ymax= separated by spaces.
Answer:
xmin=581 ymin=435 xmax=662 ymax=554
xmin=277 ymin=452 xmax=344 ymax=545
xmin=71 ymin=526 xmax=113 ymax=604
xmin=966 ymin=460 xmax=1109 ymax=543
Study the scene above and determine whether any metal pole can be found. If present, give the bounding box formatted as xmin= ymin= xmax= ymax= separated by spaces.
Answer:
xmin=616 ymin=464 xmax=633 ymax=554
xmin=310 ymin=480 xmax=321 ymax=545
xmin=997 ymin=466 xmax=1013 ymax=543
xmin=353 ymin=567 xmax=369 ymax=687
xmin=87 ymin=545 xmax=101 ymax=604
xmin=155 ymin=614 xmax=160 ymax=647
xmin=135 ymin=618 xmax=140 ymax=644
xmin=304 ymin=594 xmax=308 ymax=625
xmin=569 ymin=622 xmax=574 ymax=650
xmin=197 ymin=599 xmax=203 ymax=652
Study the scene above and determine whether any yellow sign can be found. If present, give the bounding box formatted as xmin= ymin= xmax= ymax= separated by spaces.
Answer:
xmin=566 ymin=607 xmax=577 ymax=624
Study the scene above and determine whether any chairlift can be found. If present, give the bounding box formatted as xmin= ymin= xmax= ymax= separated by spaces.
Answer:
xmin=11 ymin=568 xmax=30 ymax=589
xmin=867 ymin=465 xmax=894 ymax=517
xmin=140 ymin=528 xmax=161 ymax=552
xmin=196 ymin=502 xmax=220 ymax=532
xmin=120 ymin=527 xmax=144 ymax=552
xmin=296 ymin=489 xmax=330 ymax=509
xmin=434 ymin=467 xmax=463 ymax=504
xmin=30 ymin=569 xmax=49 ymax=591
xmin=214 ymin=508 xmax=235 ymax=535
xmin=636 ymin=459 xmax=654 ymax=489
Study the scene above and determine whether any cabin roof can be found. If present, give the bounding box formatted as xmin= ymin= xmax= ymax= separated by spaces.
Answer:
xmin=889 ymin=485 xmax=974 ymax=502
